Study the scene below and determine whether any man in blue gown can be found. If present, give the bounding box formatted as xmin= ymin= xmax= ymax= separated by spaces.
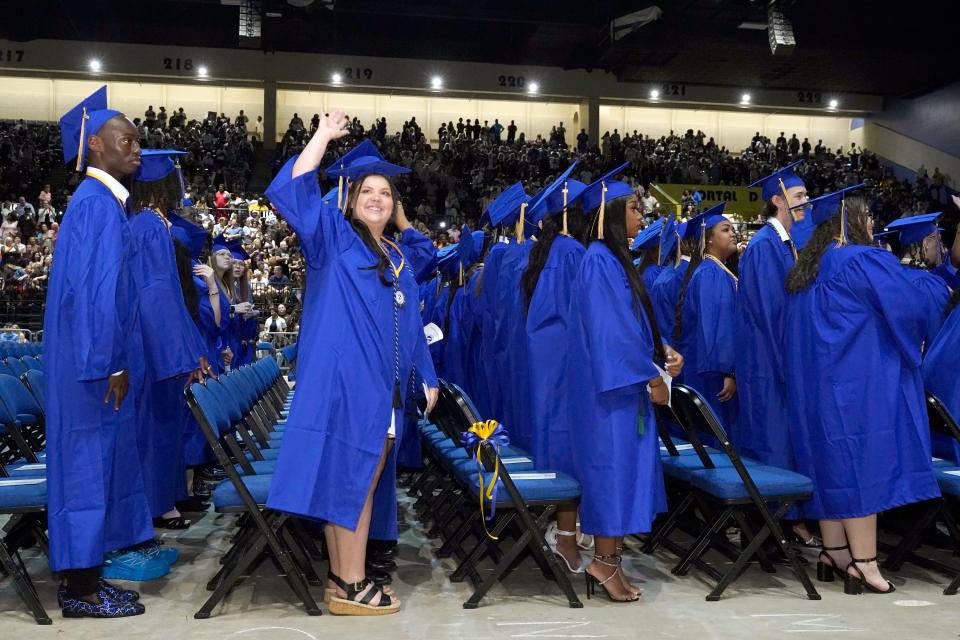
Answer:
xmin=45 ymin=87 xmax=152 ymax=617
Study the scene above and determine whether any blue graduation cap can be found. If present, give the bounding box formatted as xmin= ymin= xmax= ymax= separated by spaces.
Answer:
xmin=227 ymin=239 xmax=249 ymax=261
xmin=571 ymin=162 xmax=632 ymax=240
xmin=59 ymin=85 xmax=125 ymax=171
xmin=680 ymin=203 xmax=726 ymax=241
xmin=659 ymin=214 xmax=679 ymax=266
xmin=748 ymin=159 xmax=805 ymax=202
xmin=884 ymin=212 xmax=943 ymax=246
xmin=325 ymin=139 xmax=410 ymax=182
xmin=437 ymin=242 xmax=461 ymax=280
xmin=485 ymin=182 xmax=531 ymax=228
xmin=135 ymin=149 xmax=189 ymax=182
xmin=167 ymin=210 xmax=208 ymax=261
xmin=631 ymin=218 xmax=664 ymax=251
xmin=527 ymin=162 xmax=580 ymax=226
xmin=211 ymin=234 xmax=230 ymax=254
xmin=789 ymin=183 xmax=865 ymax=226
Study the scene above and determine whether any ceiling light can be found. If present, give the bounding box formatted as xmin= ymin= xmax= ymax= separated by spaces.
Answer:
xmin=331 ymin=72 xmax=342 ymax=84
xmin=528 ymin=82 xmax=540 ymax=94
xmin=828 ymin=98 xmax=839 ymax=109
xmin=740 ymin=93 xmax=751 ymax=104
xmin=431 ymin=76 xmax=443 ymax=89
xmin=650 ymin=89 xmax=660 ymax=99
xmin=88 ymin=59 xmax=102 ymax=72
xmin=197 ymin=66 xmax=208 ymax=77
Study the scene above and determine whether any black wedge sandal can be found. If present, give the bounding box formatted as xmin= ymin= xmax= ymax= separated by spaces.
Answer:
xmin=844 ymin=556 xmax=896 ymax=595
xmin=329 ymin=578 xmax=400 ymax=616
xmin=816 ymin=544 xmax=848 ymax=582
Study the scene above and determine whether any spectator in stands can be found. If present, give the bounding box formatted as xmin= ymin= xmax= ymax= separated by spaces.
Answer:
xmin=268 ymin=264 xmax=290 ymax=291
xmin=264 ymin=306 xmax=287 ymax=334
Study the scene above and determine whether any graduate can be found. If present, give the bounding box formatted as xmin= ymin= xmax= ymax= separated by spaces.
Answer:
xmin=630 ymin=216 xmax=666 ymax=292
xmin=479 ymin=183 xmax=530 ymax=425
xmin=520 ymin=166 xmax=591 ymax=572
xmin=226 ymin=241 xmax=258 ymax=368
xmin=650 ymin=219 xmax=693 ymax=340
xmin=733 ymin=162 xmax=815 ymax=544
xmin=440 ymin=225 xmax=480 ymax=391
xmin=565 ymin=168 xmax=682 ymax=602
xmin=263 ymin=112 xmax=437 ymax=615
xmin=45 ymin=86 xmax=151 ymax=617
xmin=128 ymin=150 xmax=211 ymax=533
xmin=923 ymin=289 xmax=960 ymax=462
xmin=882 ymin=212 xmax=952 ymax=346
xmin=673 ymin=208 xmax=739 ymax=432
xmin=784 ymin=186 xmax=940 ymax=595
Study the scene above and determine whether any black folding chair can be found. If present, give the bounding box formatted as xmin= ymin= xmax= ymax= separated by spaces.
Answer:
xmin=883 ymin=392 xmax=960 ymax=594
xmin=666 ymin=384 xmax=820 ymax=601
xmin=0 ymin=461 xmax=50 ymax=625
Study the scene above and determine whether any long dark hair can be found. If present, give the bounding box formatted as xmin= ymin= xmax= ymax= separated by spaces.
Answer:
xmin=946 ymin=287 xmax=960 ymax=317
xmin=344 ymin=173 xmax=400 ymax=287
xmin=130 ymin=173 xmax=182 ymax=213
xmin=785 ymin=195 xmax=873 ymax=293
xmin=521 ymin=212 xmax=578 ymax=312
xmin=588 ymin=196 xmax=667 ymax=365
xmin=671 ymin=222 xmax=740 ymax=344
xmin=173 ymin=238 xmax=200 ymax=324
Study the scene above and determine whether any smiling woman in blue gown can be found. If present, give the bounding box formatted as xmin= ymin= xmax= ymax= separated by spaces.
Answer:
xmin=566 ymin=170 xmax=682 ymax=602
xmin=263 ymin=112 xmax=438 ymax=616
xmin=784 ymin=189 xmax=940 ymax=595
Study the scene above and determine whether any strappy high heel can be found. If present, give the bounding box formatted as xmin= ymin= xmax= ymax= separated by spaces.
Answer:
xmin=844 ymin=556 xmax=896 ymax=595
xmin=549 ymin=527 xmax=585 ymax=573
xmin=816 ymin=544 xmax=848 ymax=582
xmin=584 ymin=555 xmax=639 ymax=602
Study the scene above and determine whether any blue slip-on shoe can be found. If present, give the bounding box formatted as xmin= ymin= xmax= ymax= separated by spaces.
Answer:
xmin=58 ymin=582 xmax=140 ymax=607
xmin=101 ymin=549 xmax=171 ymax=581
xmin=60 ymin=590 xmax=145 ymax=618
xmin=140 ymin=541 xmax=179 ymax=566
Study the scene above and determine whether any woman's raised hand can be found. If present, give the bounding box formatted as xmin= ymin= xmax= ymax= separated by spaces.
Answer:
xmin=316 ymin=110 xmax=350 ymax=142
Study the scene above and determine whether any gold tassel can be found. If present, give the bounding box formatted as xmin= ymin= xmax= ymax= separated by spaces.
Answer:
xmin=515 ymin=202 xmax=528 ymax=243
xmin=673 ymin=230 xmax=682 ymax=267
xmin=459 ymin=261 xmax=464 ymax=287
xmin=561 ymin=182 xmax=569 ymax=236
xmin=597 ymin=183 xmax=608 ymax=240
xmin=838 ymin=200 xmax=847 ymax=246
xmin=337 ymin=175 xmax=345 ymax=211
xmin=75 ymin=107 xmax=88 ymax=172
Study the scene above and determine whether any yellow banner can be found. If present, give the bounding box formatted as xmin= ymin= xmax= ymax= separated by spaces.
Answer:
xmin=656 ymin=183 xmax=764 ymax=218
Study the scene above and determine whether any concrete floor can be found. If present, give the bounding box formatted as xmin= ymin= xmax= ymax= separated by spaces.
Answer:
xmin=3 ymin=491 xmax=960 ymax=639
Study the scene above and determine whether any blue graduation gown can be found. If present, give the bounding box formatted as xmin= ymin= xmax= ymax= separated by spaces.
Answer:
xmin=442 ymin=284 xmax=470 ymax=388
xmin=650 ymin=259 xmax=689 ymax=340
xmin=462 ymin=269 xmax=492 ymax=417
xmin=525 ymin=235 xmax=584 ymax=474
xmin=129 ymin=209 xmax=206 ymax=517
xmin=924 ymin=304 xmax=960 ymax=463
xmin=496 ymin=242 xmax=533 ymax=449
xmin=480 ymin=241 xmax=509 ymax=419
xmin=398 ymin=227 xmax=438 ymax=284
xmin=899 ymin=265 xmax=950 ymax=349
xmin=641 ymin=263 xmax=663 ymax=295
xmin=932 ymin=261 xmax=959 ymax=290
xmin=734 ymin=224 xmax=796 ymax=468
xmin=429 ymin=283 xmax=450 ymax=379
xmin=677 ymin=258 xmax=739 ymax=431
xmin=567 ymin=242 xmax=667 ymax=536
xmin=44 ymin=177 xmax=154 ymax=571
xmin=263 ymin=156 xmax=437 ymax=529
xmin=183 ymin=273 xmax=229 ymax=466
xmin=785 ymin=244 xmax=940 ymax=519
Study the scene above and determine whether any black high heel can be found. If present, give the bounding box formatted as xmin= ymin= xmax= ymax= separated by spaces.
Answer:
xmin=815 ymin=544 xmax=848 ymax=582
xmin=843 ymin=556 xmax=896 ymax=595
xmin=584 ymin=555 xmax=639 ymax=603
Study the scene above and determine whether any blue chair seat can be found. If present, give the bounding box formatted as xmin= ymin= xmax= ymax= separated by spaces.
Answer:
xmin=453 ymin=455 xmax=535 ymax=474
xmin=247 ymin=448 xmax=281 ymax=461
xmin=235 ymin=459 xmax=277 ymax=476
xmin=0 ymin=477 xmax=47 ymax=509
xmin=662 ymin=452 xmax=744 ymax=482
xmin=461 ymin=469 xmax=580 ymax=504
xmin=689 ymin=465 xmax=812 ymax=502
xmin=7 ymin=462 xmax=45 ymax=477
xmin=936 ymin=468 xmax=960 ymax=496
xmin=212 ymin=474 xmax=273 ymax=510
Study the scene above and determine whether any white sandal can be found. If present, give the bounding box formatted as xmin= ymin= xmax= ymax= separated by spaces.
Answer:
xmin=545 ymin=523 xmax=586 ymax=573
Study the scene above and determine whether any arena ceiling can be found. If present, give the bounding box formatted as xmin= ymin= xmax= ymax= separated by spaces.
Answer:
xmin=2 ymin=0 xmax=955 ymax=99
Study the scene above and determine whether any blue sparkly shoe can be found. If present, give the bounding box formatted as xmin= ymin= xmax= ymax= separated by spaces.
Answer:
xmin=140 ymin=541 xmax=179 ymax=566
xmin=58 ymin=582 xmax=139 ymax=608
xmin=60 ymin=590 xmax=145 ymax=618
xmin=101 ymin=549 xmax=170 ymax=581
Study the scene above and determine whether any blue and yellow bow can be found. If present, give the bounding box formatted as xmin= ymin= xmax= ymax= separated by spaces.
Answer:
xmin=460 ymin=420 xmax=510 ymax=540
